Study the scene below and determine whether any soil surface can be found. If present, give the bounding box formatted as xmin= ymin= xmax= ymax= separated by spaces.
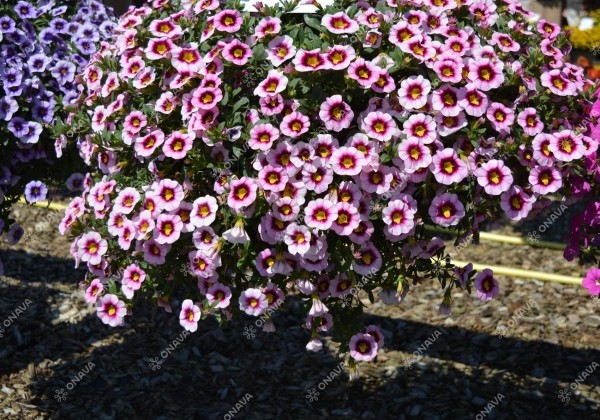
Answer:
xmin=0 ymin=203 xmax=599 ymax=419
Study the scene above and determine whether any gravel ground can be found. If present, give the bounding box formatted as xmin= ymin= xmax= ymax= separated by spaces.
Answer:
xmin=0 ymin=203 xmax=599 ymax=419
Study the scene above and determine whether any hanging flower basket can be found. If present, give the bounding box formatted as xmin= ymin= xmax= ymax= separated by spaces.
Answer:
xmin=57 ymin=0 xmax=596 ymax=364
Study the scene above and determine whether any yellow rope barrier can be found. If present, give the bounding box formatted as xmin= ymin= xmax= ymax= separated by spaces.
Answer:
xmin=448 ymin=259 xmax=582 ymax=285
xmin=424 ymin=225 xmax=565 ymax=251
xmin=17 ymin=197 xmax=68 ymax=212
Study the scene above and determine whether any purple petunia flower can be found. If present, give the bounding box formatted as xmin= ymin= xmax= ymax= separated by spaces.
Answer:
xmin=51 ymin=60 xmax=76 ymax=84
xmin=24 ymin=180 xmax=48 ymax=203
xmin=0 ymin=16 xmax=17 ymax=34
xmin=7 ymin=117 xmax=29 ymax=137
xmin=15 ymin=1 xmax=37 ymax=19
xmin=0 ymin=97 xmax=19 ymax=121
xmin=27 ymin=53 xmax=52 ymax=73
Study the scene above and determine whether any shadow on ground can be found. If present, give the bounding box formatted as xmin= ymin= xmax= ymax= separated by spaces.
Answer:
xmin=0 ymin=249 xmax=598 ymax=419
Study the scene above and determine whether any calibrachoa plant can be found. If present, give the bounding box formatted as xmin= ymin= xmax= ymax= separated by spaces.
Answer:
xmin=58 ymin=0 xmax=596 ymax=364
xmin=0 ymin=0 xmax=116 ymax=246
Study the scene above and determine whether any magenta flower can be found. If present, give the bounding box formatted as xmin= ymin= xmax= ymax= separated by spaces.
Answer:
xmin=361 ymin=111 xmax=397 ymax=142
xmin=145 ymin=37 xmax=175 ymax=60
xmin=77 ymin=232 xmax=108 ymax=265
xmin=207 ymin=283 xmax=232 ymax=309
xmin=142 ymin=239 xmax=171 ymax=265
xmin=265 ymin=36 xmax=296 ymax=67
xmin=500 ymin=186 xmax=535 ymax=221
xmin=347 ymin=58 xmax=379 ymax=87
xmin=349 ymin=332 xmax=378 ymax=362
xmin=254 ymin=16 xmax=281 ymax=38
xmin=171 ymin=47 xmax=202 ymax=73
xmin=517 ymin=108 xmax=544 ymax=136
xmin=474 ymin=269 xmax=499 ymax=301
xmin=222 ymin=40 xmax=252 ymax=65
xmin=582 ymin=268 xmax=600 ymax=295
xmin=397 ymin=75 xmax=431 ymax=110
xmin=474 ymin=159 xmax=513 ymax=196
xmin=97 ymin=294 xmax=127 ymax=327
xmin=467 ymin=59 xmax=504 ymax=91
xmin=324 ymin=45 xmax=355 ymax=70
xmin=431 ymin=148 xmax=469 ymax=185
xmin=541 ymin=70 xmax=576 ymax=96
xmin=153 ymin=214 xmax=183 ymax=244
xmin=249 ymin=124 xmax=279 ymax=151
xmin=179 ymin=299 xmax=201 ymax=332
xmin=322 ymin=12 xmax=359 ymax=34
xmin=163 ymin=131 xmax=194 ymax=160
xmin=319 ymin=95 xmax=354 ymax=132
xmin=239 ymin=288 xmax=268 ymax=316
xmin=253 ymin=70 xmax=288 ymax=98
xmin=213 ymin=9 xmax=242 ymax=33
xmin=548 ymin=130 xmax=585 ymax=162
xmin=429 ymin=193 xmax=465 ymax=227
xmin=227 ymin=177 xmax=258 ymax=211
xmin=84 ymin=279 xmax=104 ymax=304
xmin=403 ymin=113 xmax=437 ymax=144
xmin=382 ymin=200 xmax=416 ymax=235
xmin=529 ymin=166 xmax=562 ymax=194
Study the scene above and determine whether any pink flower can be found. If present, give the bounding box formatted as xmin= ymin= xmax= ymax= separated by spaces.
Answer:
xmin=265 ymin=36 xmax=296 ymax=67
xmin=467 ymin=59 xmax=504 ymax=91
xmin=239 ymin=288 xmax=268 ymax=316
xmin=214 ymin=9 xmax=243 ymax=33
xmin=348 ymin=58 xmax=379 ymax=87
xmin=486 ymin=102 xmax=514 ymax=133
xmin=253 ymin=70 xmax=288 ymax=98
xmin=432 ymin=84 xmax=464 ymax=117
xmin=540 ymin=70 xmax=576 ymax=96
xmin=331 ymin=147 xmax=367 ymax=176
xmin=500 ymin=186 xmax=535 ymax=221
xmin=349 ymin=333 xmax=378 ymax=361
xmin=284 ymin=223 xmax=312 ymax=255
xmin=134 ymin=130 xmax=165 ymax=158
xmin=431 ymin=148 xmax=469 ymax=185
xmin=293 ymin=49 xmax=329 ymax=72
xmin=77 ymin=232 xmax=108 ymax=265
xmin=163 ymin=131 xmax=194 ymax=160
xmin=319 ymin=95 xmax=354 ymax=132
xmin=321 ymin=12 xmax=359 ymax=34
xmin=548 ymin=130 xmax=585 ymax=162
xmin=361 ymin=111 xmax=397 ymax=142
xmin=222 ymin=39 xmax=252 ymax=65
xmin=84 ymin=279 xmax=104 ymax=304
xmin=227 ymin=177 xmax=258 ymax=211
xmin=397 ymin=139 xmax=432 ymax=172
xmin=382 ymin=200 xmax=416 ymax=235
xmin=259 ymin=165 xmax=289 ymax=192
xmin=397 ymin=75 xmax=431 ymax=110
xmin=154 ymin=179 xmax=184 ymax=212
xmin=280 ymin=111 xmax=309 ymax=138
xmin=517 ymin=108 xmax=544 ymax=136
xmin=249 ymin=124 xmax=279 ymax=151
xmin=142 ymin=239 xmax=171 ymax=265
xmin=207 ymin=283 xmax=232 ymax=309
xmin=324 ymin=45 xmax=355 ymax=70
xmin=149 ymin=18 xmax=182 ymax=38
xmin=582 ymin=268 xmax=600 ymax=295
xmin=171 ymin=47 xmax=203 ymax=73
xmin=529 ymin=166 xmax=562 ymax=194
xmin=153 ymin=214 xmax=183 ymax=244
xmin=146 ymin=37 xmax=175 ymax=60
xmin=429 ymin=193 xmax=465 ymax=227
xmin=97 ymin=294 xmax=127 ymax=327
xmin=403 ymin=113 xmax=437 ymax=144
xmin=179 ymin=299 xmax=201 ymax=332
xmin=304 ymin=199 xmax=338 ymax=230
xmin=473 ymin=159 xmax=513 ymax=196
xmin=254 ymin=17 xmax=281 ymax=38
xmin=474 ymin=269 xmax=499 ymax=301
xmin=190 ymin=195 xmax=218 ymax=227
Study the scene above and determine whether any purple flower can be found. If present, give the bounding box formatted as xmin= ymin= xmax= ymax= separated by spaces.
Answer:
xmin=3 ymin=68 xmax=22 ymax=87
xmin=27 ymin=53 xmax=52 ymax=73
xmin=21 ymin=121 xmax=43 ymax=144
xmin=0 ymin=16 xmax=16 ymax=34
xmin=51 ymin=6 xmax=68 ymax=16
xmin=7 ymin=117 xmax=29 ymax=137
xmin=24 ymin=180 xmax=48 ymax=203
xmin=582 ymin=268 xmax=600 ymax=295
xmin=0 ymin=97 xmax=19 ymax=121
xmin=50 ymin=18 xmax=69 ymax=34
xmin=51 ymin=60 xmax=76 ymax=84
xmin=15 ymin=1 xmax=37 ymax=19
xmin=474 ymin=269 xmax=499 ymax=301
xmin=75 ymin=37 xmax=97 ymax=55
xmin=32 ymin=100 xmax=54 ymax=124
